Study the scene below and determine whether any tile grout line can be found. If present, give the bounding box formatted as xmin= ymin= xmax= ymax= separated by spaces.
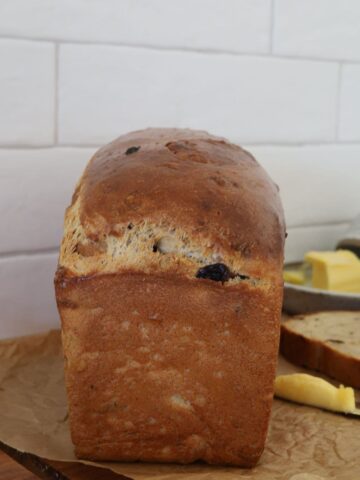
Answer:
xmin=54 ymin=42 xmax=59 ymax=145
xmin=0 ymin=34 xmax=358 ymax=66
xmin=288 ymin=221 xmax=350 ymax=230
xmin=0 ymin=145 xmax=101 ymax=150
xmin=3 ymin=141 xmax=360 ymax=149
xmin=0 ymin=247 xmax=59 ymax=260
xmin=334 ymin=62 xmax=344 ymax=141
xmin=269 ymin=0 xmax=275 ymax=54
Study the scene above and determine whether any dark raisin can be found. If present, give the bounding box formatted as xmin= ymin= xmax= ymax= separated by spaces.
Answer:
xmin=125 ymin=146 xmax=140 ymax=155
xmin=152 ymin=244 xmax=158 ymax=253
xmin=196 ymin=263 xmax=231 ymax=282
xmin=127 ymin=223 xmax=133 ymax=230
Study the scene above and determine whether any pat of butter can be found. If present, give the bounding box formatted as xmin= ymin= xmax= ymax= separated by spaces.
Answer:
xmin=305 ymin=249 xmax=360 ymax=293
xmin=275 ymin=373 xmax=355 ymax=413
xmin=283 ymin=270 xmax=306 ymax=285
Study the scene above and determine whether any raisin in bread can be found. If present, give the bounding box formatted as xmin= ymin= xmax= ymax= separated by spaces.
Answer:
xmin=281 ymin=311 xmax=360 ymax=388
xmin=55 ymin=128 xmax=285 ymax=467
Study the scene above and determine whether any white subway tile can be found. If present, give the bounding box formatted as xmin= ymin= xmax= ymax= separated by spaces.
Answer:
xmin=0 ymin=0 xmax=271 ymax=54
xmin=59 ymin=44 xmax=338 ymax=145
xmin=338 ymin=64 xmax=360 ymax=141
xmin=285 ymin=224 xmax=349 ymax=263
xmin=0 ymin=39 xmax=54 ymax=146
xmin=0 ymin=148 xmax=96 ymax=253
xmin=249 ymin=145 xmax=360 ymax=228
xmin=0 ymin=253 xmax=59 ymax=338
xmin=273 ymin=0 xmax=360 ymax=61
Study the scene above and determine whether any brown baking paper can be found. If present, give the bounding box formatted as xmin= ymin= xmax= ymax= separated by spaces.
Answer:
xmin=0 ymin=330 xmax=360 ymax=480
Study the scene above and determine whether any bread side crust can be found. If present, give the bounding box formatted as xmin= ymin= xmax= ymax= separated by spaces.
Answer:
xmin=280 ymin=322 xmax=360 ymax=388
xmin=56 ymin=270 xmax=283 ymax=467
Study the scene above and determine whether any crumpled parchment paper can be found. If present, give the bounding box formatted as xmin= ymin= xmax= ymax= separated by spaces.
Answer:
xmin=0 ymin=330 xmax=359 ymax=480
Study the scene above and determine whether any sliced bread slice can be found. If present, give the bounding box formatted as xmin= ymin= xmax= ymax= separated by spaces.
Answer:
xmin=280 ymin=311 xmax=360 ymax=388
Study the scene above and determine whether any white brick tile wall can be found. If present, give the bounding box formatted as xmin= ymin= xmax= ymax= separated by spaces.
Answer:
xmin=249 ymin=145 xmax=360 ymax=227
xmin=0 ymin=2 xmax=359 ymax=337
xmin=0 ymin=254 xmax=59 ymax=338
xmin=338 ymin=64 xmax=360 ymax=141
xmin=0 ymin=148 xmax=95 ymax=253
xmin=59 ymin=44 xmax=338 ymax=145
xmin=0 ymin=39 xmax=55 ymax=145
xmin=273 ymin=0 xmax=360 ymax=61
xmin=0 ymin=0 xmax=271 ymax=54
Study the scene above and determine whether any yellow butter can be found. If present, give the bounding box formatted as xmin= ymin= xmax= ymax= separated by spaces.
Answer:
xmin=275 ymin=373 xmax=355 ymax=413
xmin=283 ymin=270 xmax=306 ymax=285
xmin=304 ymin=249 xmax=360 ymax=293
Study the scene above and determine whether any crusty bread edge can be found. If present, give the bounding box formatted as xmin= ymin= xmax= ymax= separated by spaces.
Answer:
xmin=280 ymin=316 xmax=360 ymax=388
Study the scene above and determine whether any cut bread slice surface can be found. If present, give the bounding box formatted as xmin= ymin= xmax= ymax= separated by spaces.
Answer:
xmin=281 ymin=311 xmax=360 ymax=388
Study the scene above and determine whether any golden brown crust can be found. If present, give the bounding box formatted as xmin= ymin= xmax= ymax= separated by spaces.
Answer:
xmin=58 ymin=128 xmax=285 ymax=280
xmin=55 ymin=129 xmax=285 ymax=467
xmin=281 ymin=319 xmax=360 ymax=388
xmin=56 ymin=271 xmax=283 ymax=467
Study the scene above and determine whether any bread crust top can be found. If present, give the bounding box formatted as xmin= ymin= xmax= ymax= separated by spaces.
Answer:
xmin=57 ymin=128 xmax=285 ymax=282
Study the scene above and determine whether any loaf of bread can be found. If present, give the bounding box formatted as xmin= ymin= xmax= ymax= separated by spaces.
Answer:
xmin=55 ymin=128 xmax=285 ymax=467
